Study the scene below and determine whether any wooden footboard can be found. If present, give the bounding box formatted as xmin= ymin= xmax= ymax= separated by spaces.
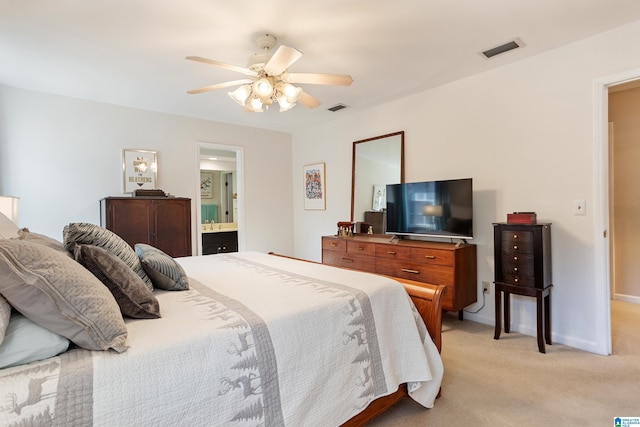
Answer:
xmin=267 ymin=253 xmax=446 ymax=426
xmin=341 ymin=277 xmax=445 ymax=427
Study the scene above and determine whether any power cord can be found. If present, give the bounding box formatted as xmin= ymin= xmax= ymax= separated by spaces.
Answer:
xmin=463 ymin=289 xmax=486 ymax=314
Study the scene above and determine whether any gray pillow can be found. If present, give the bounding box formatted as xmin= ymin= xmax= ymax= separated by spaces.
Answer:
xmin=135 ymin=243 xmax=189 ymax=291
xmin=75 ymin=244 xmax=161 ymax=319
xmin=63 ymin=223 xmax=153 ymax=290
xmin=0 ymin=239 xmax=128 ymax=352
xmin=16 ymin=227 xmax=73 ymax=257
xmin=0 ymin=295 xmax=11 ymax=345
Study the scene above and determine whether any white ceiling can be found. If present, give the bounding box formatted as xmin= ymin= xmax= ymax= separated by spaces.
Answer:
xmin=2 ymin=0 xmax=640 ymax=134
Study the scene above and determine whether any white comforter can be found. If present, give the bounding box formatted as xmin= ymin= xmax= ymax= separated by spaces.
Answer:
xmin=0 ymin=252 xmax=443 ymax=427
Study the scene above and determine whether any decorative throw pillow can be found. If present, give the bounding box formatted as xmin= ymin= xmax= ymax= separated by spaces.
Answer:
xmin=0 ymin=313 xmax=70 ymax=369
xmin=63 ymin=222 xmax=153 ymax=291
xmin=135 ymin=243 xmax=190 ymax=291
xmin=0 ymin=295 xmax=11 ymax=345
xmin=75 ymin=244 xmax=161 ymax=319
xmin=0 ymin=239 xmax=128 ymax=352
xmin=17 ymin=227 xmax=73 ymax=257
xmin=0 ymin=212 xmax=19 ymax=239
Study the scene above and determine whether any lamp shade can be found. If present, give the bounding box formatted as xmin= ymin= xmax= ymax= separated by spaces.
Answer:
xmin=0 ymin=196 xmax=19 ymax=225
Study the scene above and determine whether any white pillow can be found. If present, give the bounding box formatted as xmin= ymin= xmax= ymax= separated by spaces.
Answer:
xmin=0 ymin=313 xmax=70 ymax=369
xmin=0 ymin=212 xmax=19 ymax=239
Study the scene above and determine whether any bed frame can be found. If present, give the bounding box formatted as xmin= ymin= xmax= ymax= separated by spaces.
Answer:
xmin=268 ymin=253 xmax=446 ymax=426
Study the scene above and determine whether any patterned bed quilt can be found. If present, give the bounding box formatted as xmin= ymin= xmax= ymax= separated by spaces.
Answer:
xmin=0 ymin=251 xmax=443 ymax=426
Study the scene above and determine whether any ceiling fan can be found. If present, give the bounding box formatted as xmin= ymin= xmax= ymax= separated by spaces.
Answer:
xmin=186 ymin=34 xmax=353 ymax=112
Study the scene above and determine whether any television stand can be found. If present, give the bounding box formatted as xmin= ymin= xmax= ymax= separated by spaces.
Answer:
xmin=322 ymin=235 xmax=477 ymax=319
xmin=455 ymin=238 xmax=468 ymax=247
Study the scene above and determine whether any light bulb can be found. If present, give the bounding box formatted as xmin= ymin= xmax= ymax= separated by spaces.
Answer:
xmin=253 ymin=78 xmax=273 ymax=98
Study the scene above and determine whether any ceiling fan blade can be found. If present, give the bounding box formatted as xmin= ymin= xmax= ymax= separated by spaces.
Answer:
xmin=287 ymin=72 xmax=353 ymax=86
xmin=187 ymin=79 xmax=253 ymax=95
xmin=185 ymin=56 xmax=258 ymax=77
xmin=264 ymin=46 xmax=303 ymax=76
xmin=298 ymin=91 xmax=321 ymax=109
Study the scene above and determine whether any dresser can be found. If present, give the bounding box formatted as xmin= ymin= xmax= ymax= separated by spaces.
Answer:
xmin=492 ymin=222 xmax=552 ymax=353
xmin=322 ymin=235 xmax=477 ymax=318
xmin=100 ymin=197 xmax=192 ymax=258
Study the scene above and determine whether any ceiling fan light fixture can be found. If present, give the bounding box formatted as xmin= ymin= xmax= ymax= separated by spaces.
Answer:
xmin=277 ymin=95 xmax=296 ymax=112
xmin=281 ymin=83 xmax=302 ymax=103
xmin=245 ymin=96 xmax=264 ymax=112
xmin=228 ymin=85 xmax=251 ymax=106
xmin=253 ymin=77 xmax=274 ymax=98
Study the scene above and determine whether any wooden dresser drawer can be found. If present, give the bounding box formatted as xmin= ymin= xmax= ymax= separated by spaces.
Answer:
xmin=375 ymin=243 xmax=411 ymax=260
xmin=376 ymin=259 xmax=454 ymax=286
xmin=346 ymin=241 xmax=376 ymax=257
xmin=410 ymin=247 xmax=454 ymax=267
xmin=322 ymin=250 xmax=376 ymax=273
xmin=502 ymin=260 xmax=534 ymax=276
xmin=502 ymin=273 xmax=536 ymax=287
xmin=322 ymin=237 xmax=346 ymax=252
xmin=501 ymin=230 xmax=534 ymax=245
xmin=321 ymin=235 xmax=477 ymax=316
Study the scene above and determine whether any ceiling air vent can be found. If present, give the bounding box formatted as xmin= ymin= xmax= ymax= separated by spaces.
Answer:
xmin=481 ymin=40 xmax=521 ymax=59
xmin=328 ymin=104 xmax=348 ymax=112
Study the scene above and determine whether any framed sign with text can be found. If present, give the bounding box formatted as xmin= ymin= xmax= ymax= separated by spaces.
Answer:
xmin=122 ymin=149 xmax=157 ymax=193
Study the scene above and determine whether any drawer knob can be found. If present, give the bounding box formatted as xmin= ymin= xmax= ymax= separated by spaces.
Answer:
xmin=513 ymin=245 xmax=518 ymax=250
xmin=424 ymin=255 xmax=436 ymax=259
xmin=401 ymin=268 xmax=420 ymax=274
xmin=341 ymin=257 xmax=354 ymax=263
xmin=331 ymin=243 xmax=337 ymax=247
xmin=387 ymin=251 xmax=396 ymax=255
xmin=514 ymin=234 xmax=518 ymax=238
xmin=357 ymin=247 xmax=364 ymax=251
xmin=514 ymin=278 xmax=519 ymax=282
xmin=513 ymin=256 xmax=518 ymax=261
xmin=514 ymin=267 xmax=518 ymax=272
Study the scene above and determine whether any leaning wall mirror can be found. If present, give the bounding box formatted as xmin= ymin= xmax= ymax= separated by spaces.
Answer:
xmin=351 ymin=131 xmax=404 ymax=234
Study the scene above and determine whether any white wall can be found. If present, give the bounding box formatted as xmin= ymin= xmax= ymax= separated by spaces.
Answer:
xmin=292 ymin=20 xmax=640 ymax=353
xmin=0 ymin=86 xmax=294 ymax=255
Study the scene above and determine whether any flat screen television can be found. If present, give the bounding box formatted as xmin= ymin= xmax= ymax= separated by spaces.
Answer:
xmin=385 ymin=178 xmax=473 ymax=240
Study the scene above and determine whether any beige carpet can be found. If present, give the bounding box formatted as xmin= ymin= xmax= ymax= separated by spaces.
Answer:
xmin=369 ymin=300 xmax=640 ymax=426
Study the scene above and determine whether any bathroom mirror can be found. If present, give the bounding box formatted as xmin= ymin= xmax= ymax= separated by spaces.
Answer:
xmin=351 ymin=131 xmax=404 ymax=229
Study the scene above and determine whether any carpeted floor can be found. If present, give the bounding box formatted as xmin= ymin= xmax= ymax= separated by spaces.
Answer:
xmin=368 ymin=300 xmax=640 ymax=426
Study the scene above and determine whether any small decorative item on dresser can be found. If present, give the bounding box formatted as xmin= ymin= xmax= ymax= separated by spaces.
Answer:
xmin=337 ymin=221 xmax=353 ymax=237
xmin=507 ymin=211 xmax=537 ymax=224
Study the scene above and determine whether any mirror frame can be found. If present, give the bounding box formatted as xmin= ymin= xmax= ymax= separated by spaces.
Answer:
xmin=350 ymin=131 xmax=405 ymax=223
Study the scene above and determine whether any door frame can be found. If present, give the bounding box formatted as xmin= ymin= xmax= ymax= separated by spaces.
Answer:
xmin=195 ymin=141 xmax=245 ymax=255
xmin=594 ymin=67 xmax=640 ymax=355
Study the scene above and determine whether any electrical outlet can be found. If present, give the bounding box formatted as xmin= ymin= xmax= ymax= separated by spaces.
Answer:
xmin=482 ymin=281 xmax=491 ymax=294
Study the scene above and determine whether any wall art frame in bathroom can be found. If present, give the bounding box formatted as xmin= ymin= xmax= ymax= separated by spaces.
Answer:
xmin=122 ymin=149 xmax=157 ymax=193
xmin=200 ymin=172 xmax=213 ymax=198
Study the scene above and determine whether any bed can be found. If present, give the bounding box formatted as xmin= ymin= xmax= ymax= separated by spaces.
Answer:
xmin=0 ymin=220 xmax=445 ymax=426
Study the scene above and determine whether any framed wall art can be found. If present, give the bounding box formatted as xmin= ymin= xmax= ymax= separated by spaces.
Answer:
xmin=122 ymin=149 xmax=157 ymax=193
xmin=303 ymin=162 xmax=326 ymax=210
xmin=200 ymin=172 xmax=213 ymax=198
